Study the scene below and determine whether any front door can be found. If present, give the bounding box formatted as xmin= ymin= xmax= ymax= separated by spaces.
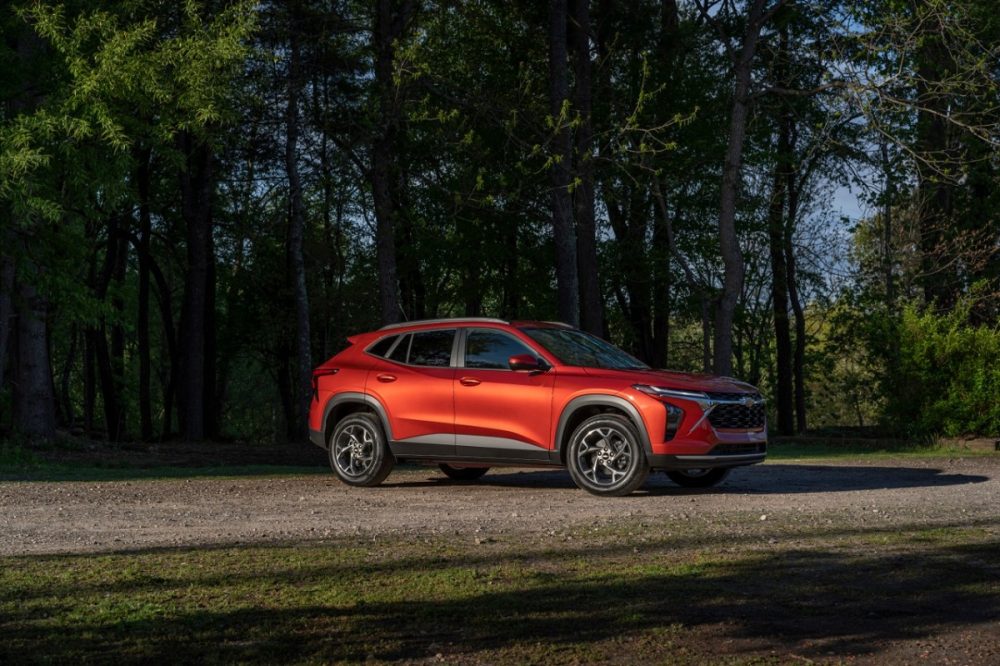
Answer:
xmin=452 ymin=328 xmax=555 ymax=462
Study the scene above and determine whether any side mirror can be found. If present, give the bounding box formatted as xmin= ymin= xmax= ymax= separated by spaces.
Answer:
xmin=508 ymin=354 xmax=547 ymax=373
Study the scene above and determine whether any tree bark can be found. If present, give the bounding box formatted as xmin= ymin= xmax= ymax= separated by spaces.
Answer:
xmin=178 ymin=132 xmax=215 ymax=441
xmin=12 ymin=275 xmax=56 ymax=440
xmin=0 ymin=250 xmax=13 ymax=399
xmin=285 ymin=6 xmax=312 ymax=442
xmin=371 ymin=0 xmax=407 ymax=324
xmin=713 ymin=0 xmax=768 ymax=375
xmin=549 ymin=0 xmax=580 ymax=327
xmin=571 ymin=0 xmax=602 ymax=335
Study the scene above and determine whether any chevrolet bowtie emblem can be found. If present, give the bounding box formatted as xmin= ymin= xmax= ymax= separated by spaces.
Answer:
xmin=741 ymin=397 xmax=756 ymax=408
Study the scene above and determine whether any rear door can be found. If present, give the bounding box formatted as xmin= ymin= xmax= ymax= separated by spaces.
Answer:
xmin=452 ymin=327 xmax=555 ymax=462
xmin=365 ymin=328 xmax=457 ymax=457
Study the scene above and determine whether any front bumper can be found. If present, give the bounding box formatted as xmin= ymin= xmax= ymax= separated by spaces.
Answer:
xmin=309 ymin=428 xmax=326 ymax=449
xmin=648 ymin=450 xmax=766 ymax=470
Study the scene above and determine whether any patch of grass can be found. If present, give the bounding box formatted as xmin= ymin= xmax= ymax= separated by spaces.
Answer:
xmin=1 ymin=524 xmax=997 ymax=664
xmin=0 ymin=458 xmax=327 ymax=482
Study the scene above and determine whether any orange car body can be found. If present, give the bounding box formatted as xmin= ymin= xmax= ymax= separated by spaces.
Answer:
xmin=309 ymin=318 xmax=766 ymax=472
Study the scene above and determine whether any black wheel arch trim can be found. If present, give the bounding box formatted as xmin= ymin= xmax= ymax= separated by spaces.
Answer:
xmin=552 ymin=394 xmax=654 ymax=462
xmin=317 ymin=391 xmax=394 ymax=449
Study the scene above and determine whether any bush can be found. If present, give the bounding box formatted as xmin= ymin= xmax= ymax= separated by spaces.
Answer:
xmin=882 ymin=298 xmax=1000 ymax=437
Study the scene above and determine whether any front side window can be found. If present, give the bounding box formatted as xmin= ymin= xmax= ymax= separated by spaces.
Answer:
xmin=521 ymin=328 xmax=648 ymax=370
xmin=465 ymin=329 xmax=535 ymax=369
xmin=406 ymin=329 xmax=455 ymax=367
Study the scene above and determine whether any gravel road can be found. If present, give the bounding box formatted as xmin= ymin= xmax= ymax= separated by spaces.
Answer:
xmin=2 ymin=456 xmax=997 ymax=556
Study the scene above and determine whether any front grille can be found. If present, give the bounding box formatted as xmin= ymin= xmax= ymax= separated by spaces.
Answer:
xmin=708 ymin=400 xmax=766 ymax=430
xmin=706 ymin=391 xmax=755 ymax=402
xmin=709 ymin=442 xmax=767 ymax=455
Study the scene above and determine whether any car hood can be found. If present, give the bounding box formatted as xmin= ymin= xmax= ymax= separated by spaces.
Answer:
xmin=581 ymin=367 xmax=759 ymax=394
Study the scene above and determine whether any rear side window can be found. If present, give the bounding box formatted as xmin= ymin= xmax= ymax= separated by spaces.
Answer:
xmin=407 ymin=329 xmax=455 ymax=367
xmin=367 ymin=335 xmax=397 ymax=358
xmin=465 ymin=329 xmax=534 ymax=369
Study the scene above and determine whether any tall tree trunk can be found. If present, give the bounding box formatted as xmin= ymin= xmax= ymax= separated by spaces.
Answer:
xmin=767 ymin=127 xmax=794 ymax=436
xmin=571 ymin=0 xmax=602 ymax=335
xmin=549 ymin=0 xmax=580 ymax=327
xmin=0 ymin=249 xmax=13 ymax=400
xmin=650 ymin=0 xmax=679 ymax=367
xmin=767 ymin=25 xmax=794 ymax=436
xmin=12 ymin=275 xmax=56 ymax=440
xmin=371 ymin=0 xmax=406 ymax=324
xmin=786 ymin=170 xmax=806 ymax=433
xmin=9 ymin=26 xmax=55 ymax=440
xmin=136 ymin=147 xmax=154 ymax=441
xmin=59 ymin=324 xmax=77 ymax=429
xmin=178 ymin=132 xmax=214 ymax=441
xmin=285 ymin=8 xmax=312 ymax=442
xmin=89 ymin=216 xmax=125 ymax=441
xmin=713 ymin=0 xmax=768 ymax=375
xmin=915 ymin=7 xmax=956 ymax=310
xmin=880 ymin=142 xmax=896 ymax=307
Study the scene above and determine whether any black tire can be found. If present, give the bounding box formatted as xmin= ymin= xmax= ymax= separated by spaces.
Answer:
xmin=438 ymin=463 xmax=490 ymax=481
xmin=665 ymin=467 xmax=730 ymax=488
xmin=328 ymin=413 xmax=394 ymax=487
xmin=566 ymin=414 xmax=649 ymax=496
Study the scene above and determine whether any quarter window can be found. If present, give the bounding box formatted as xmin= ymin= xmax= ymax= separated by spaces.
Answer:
xmin=465 ymin=329 xmax=535 ymax=370
xmin=407 ymin=329 xmax=455 ymax=367
xmin=367 ymin=335 xmax=397 ymax=358
xmin=386 ymin=334 xmax=410 ymax=362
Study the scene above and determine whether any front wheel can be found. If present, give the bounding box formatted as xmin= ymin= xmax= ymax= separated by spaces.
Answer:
xmin=438 ymin=464 xmax=489 ymax=481
xmin=665 ymin=467 xmax=730 ymax=488
xmin=329 ymin=413 xmax=394 ymax=487
xmin=566 ymin=414 xmax=649 ymax=496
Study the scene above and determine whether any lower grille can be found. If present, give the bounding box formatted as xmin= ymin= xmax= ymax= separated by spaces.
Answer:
xmin=709 ymin=442 xmax=767 ymax=455
xmin=708 ymin=401 xmax=766 ymax=430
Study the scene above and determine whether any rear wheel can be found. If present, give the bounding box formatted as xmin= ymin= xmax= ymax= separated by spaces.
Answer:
xmin=665 ymin=467 xmax=729 ymax=488
xmin=566 ymin=414 xmax=649 ymax=496
xmin=438 ymin=464 xmax=489 ymax=481
xmin=329 ymin=413 xmax=394 ymax=487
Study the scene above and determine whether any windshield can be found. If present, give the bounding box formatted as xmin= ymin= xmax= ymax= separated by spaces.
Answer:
xmin=522 ymin=328 xmax=649 ymax=370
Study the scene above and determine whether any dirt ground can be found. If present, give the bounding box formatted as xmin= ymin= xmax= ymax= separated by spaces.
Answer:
xmin=2 ymin=455 xmax=998 ymax=664
xmin=1 ymin=455 xmax=996 ymax=556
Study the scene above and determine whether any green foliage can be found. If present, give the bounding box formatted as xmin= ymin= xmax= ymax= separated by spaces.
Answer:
xmin=883 ymin=294 xmax=1000 ymax=437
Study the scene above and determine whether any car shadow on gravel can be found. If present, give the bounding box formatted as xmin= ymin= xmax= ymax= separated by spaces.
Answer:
xmin=382 ymin=464 xmax=990 ymax=494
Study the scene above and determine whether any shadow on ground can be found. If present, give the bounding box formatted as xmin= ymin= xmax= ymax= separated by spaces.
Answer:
xmin=2 ymin=524 xmax=998 ymax=663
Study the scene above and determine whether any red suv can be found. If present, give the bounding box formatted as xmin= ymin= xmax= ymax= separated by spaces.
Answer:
xmin=309 ymin=318 xmax=766 ymax=496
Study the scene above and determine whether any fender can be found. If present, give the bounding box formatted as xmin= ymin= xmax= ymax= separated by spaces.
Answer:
xmin=551 ymin=394 xmax=654 ymax=462
xmin=313 ymin=391 xmax=394 ymax=449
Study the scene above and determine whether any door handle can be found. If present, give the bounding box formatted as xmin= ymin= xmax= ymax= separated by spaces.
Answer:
xmin=376 ymin=373 xmax=397 ymax=383
xmin=459 ymin=377 xmax=481 ymax=387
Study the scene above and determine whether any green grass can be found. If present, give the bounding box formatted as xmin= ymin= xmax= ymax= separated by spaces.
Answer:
xmin=0 ymin=440 xmax=326 ymax=482
xmin=0 ymin=462 xmax=326 ymax=482
xmin=1 ymin=521 xmax=997 ymax=664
